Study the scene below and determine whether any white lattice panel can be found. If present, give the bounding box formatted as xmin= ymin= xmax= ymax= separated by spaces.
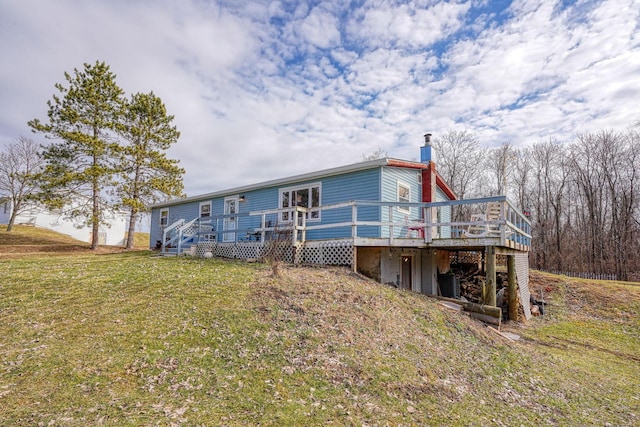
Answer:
xmin=182 ymin=224 xmax=198 ymax=236
xmin=515 ymin=252 xmax=532 ymax=320
xmin=234 ymin=242 xmax=261 ymax=259
xmin=196 ymin=242 xmax=216 ymax=257
xmin=261 ymin=241 xmax=295 ymax=263
xmin=196 ymin=242 xmax=262 ymax=259
xmin=195 ymin=240 xmax=353 ymax=266
xmin=301 ymin=246 xmax=323 ymax=264
xmin=301 ymin=241 xmax=353 ymax=266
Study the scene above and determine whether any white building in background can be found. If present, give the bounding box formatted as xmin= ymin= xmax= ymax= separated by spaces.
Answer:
xmin=0 ymin=198 xmax=128 ymax=246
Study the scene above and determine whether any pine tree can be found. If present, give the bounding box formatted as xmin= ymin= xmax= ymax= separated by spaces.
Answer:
xmin=28 ymin=61 xmax=125 ymax=249
xmin=117 ymin=91 xmax=184 ymax=249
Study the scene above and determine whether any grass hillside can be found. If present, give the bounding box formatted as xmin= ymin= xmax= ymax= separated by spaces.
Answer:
xmin=0 ymin=227 xmax=638 ymax=426
xmin=0 ymin=225 xmax=150 ymax=256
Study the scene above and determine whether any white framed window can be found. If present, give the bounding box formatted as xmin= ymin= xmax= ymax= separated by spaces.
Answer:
xmin=199 ymin=201 xmax=211 ymax=218
xmin=279 ymin=183 xmax=321 ymax=222
xmin=397 ymin=181 xmax=411 ymax=214
xmin=160 ymin=209 xmax=169 ymax=226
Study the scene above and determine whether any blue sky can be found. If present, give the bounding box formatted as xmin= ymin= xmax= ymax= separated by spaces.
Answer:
xmin=1 ymin=0 xmax=639 ymax=196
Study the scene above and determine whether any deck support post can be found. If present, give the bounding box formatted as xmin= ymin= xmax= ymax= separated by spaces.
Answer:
xmin=485 ymin=246 xmax=496 ymax=306
xmin=507 ymin=255 xmax=518 ymax=321
xmin=352 ymin=245 xmax=357 ymax=273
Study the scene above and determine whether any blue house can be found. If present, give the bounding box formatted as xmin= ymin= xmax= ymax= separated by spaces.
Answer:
xmin=149 ymin=135 xmax=532 ymax=318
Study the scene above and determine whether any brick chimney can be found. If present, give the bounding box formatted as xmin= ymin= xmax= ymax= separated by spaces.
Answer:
xmin=421 ymin=133 xmax=437 ymax=203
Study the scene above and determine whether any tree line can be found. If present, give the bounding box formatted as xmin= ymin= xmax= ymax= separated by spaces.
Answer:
xmin=433 ymin=128 xmax=640 ymax=282
xmin=0 ymin=61 xmax=184 ymax=249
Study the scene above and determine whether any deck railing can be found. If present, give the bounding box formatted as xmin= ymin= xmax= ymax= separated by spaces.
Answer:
xmin=162 ymin=196 xmax=531 ymax=254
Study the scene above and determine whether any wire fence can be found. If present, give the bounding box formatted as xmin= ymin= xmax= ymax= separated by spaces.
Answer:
xmin=542 ymin=270 xmax=618 ymax=281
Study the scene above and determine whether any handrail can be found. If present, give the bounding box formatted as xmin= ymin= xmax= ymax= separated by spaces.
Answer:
xmin=161 ymin=218 xmax=185 ymax=254
xmin=163 ymin=218 xmax=184 ymax=233
xmin=176 ymin=217 xmax=199 ymax=255
xmin=178 ymin=196 xmax=531 ymax=250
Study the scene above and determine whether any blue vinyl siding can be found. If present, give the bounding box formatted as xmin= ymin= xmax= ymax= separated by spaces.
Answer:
xmin=148 ymin=164 xmax=457 ymax=244
xmin=380 ymin=167 xmax=422 ymax=238
xmin=150 ymin=201 xmax=201 ymax=245
xmin=214 ymin=170 xmax=380 ymax=241
xmin=234 ymin=188 xmax=279 ymax=241
xmin=247 ymin=168 xmax=381 ymax=240
xmin=309 ymin=168 xmax=381 ymax=239
xmin=150 ymin=167 xmax=383 ymax=243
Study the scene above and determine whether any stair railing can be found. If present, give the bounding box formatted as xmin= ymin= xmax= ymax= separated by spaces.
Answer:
xmin=161 ymin=218 xmax=184 ymax=254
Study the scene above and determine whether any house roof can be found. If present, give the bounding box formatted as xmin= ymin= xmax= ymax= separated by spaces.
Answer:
xmin=151 ymin=157 xmax=456 ymax=208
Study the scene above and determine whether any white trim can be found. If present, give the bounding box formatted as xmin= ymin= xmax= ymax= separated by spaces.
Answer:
xmin=279 ymin=182 xmax=322 ymax=223
xmin=199 ymin=201 xmax=211 ymax=218
xmin=397 ymin=181 xmax=411 ymax=214
xmin=223 ymin=196 xmax=239 ymax=243
xmin=160 ymin=208 xmax=169 ymax=227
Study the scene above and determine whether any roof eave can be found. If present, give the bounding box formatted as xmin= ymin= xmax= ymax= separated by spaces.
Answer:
xmin=150 ymin=157 xmax=392 ymax=208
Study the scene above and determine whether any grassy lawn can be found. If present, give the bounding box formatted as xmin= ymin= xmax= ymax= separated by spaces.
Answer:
xmin=0 ymin=227 xmax=638 ymax=425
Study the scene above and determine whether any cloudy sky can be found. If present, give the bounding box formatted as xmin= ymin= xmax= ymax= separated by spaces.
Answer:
xmin=1 ymin=0 xmax=639 ymax=196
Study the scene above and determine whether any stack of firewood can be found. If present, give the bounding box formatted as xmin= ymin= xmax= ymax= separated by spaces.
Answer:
xmin=454 ymin=269 xmax=511 ymax=305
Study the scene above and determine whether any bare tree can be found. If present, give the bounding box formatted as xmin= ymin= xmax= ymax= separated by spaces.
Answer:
xmin=512 ymin=146 xmax=532 ymax=212
xmin=432 ymin=130 xmax=486 ymax=200
xmin=361 ymin=148 xmax=388 ymax=161
xmin=0 ymin=136 xmax=44 ymax=231
xmin=599 ymin=129 xmax=639 ymax=281
xmin=570 ymin=132 xmax=609 ymax=274
xmin=529 ymin=142 xmax=551 ymax=269
xmin=260 ymin=223 xmax=293 ymax=277
xmin=432 ymin=130 xmax=487 ymax=223
xmin=457 ymin=123 xmax=640 ymax=280
xmin=486 ymin=142 xmax=517 ymax=197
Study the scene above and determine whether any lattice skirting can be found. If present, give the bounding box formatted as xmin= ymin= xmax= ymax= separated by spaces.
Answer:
xmin=299 ymin=241 xmax=353 ymax=266
xmin=452 ymin=251 xmax=512 ymax=266
xmin=196 ymin=242 xmax=262 ymax=260
xmin=194 ymin=241 xmax=353 ymax=266
xmin=515 ymin=252 xmax=532 ymax=320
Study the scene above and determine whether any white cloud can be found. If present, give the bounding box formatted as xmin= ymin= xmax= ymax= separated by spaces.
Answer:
xmin=349 ymin=1 xmax=470 ymax=48
xmin=297 ymin=8 xmax=341 ymax=49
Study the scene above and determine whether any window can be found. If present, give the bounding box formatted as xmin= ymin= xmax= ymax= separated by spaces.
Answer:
xmin=2 ymin=202 xmax=8 ymax=214
xmin=279 ymin=183 xmax=321 ymax=222
xmin=199 ymin=202 xmax=211 ymax=218
xmin=160 ymin=209 xmax=169 ymax=227
xmin=397 ymin=182 xmax=410 ymax=214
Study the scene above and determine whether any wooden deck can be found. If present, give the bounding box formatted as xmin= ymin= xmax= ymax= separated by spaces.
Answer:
xmin=161 ymin=196 xmax=531 ymax=255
